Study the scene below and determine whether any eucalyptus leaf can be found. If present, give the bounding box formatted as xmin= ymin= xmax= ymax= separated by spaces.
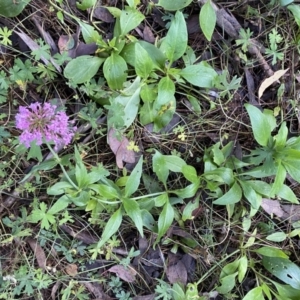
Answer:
xmin=64 ymin=56 xmax=105 ymax=84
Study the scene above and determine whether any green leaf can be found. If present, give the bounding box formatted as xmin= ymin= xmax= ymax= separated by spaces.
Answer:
xmin=243 ymin=287 xmax=264 ymax=300
xmin=123 ymin=198 xmax=143 ymax=236
xmin=155 ymin=199 xmax=174 ymax=245
xmin=141 ymin=209 xmax=156 ymax=230
xmin=134 ymin=43 xmax=154 ymax=78
xmin=121 ymin=41 xmax=165 ymax=69
xmin=153 ymin=76 xmax=176 ymax=131
xmin=94 ymin=184 xmax=119 ymax=199
xmin=182 ymin=165 xmax=198 ymax=183
xmin=125 ymin=156 xmax=143 ymax=197
xmin=114 ymin=76 xmax=141 ymax=128
xmin=254 ymin=246 xmax=289 ymax=258
xmin=163 ymin=155 xmax=186 ymax=172
xmin=180 ymin=61 xmax=218 ymax=88
xmin=159 ymin=11 xmax=187 ymax=63
xmin=77 ymin=20 xmax=102 ymax=43
xmin=47 ymin=182 xmax=75 ymax=196
xmin=97 ymin=207 xmax=123 ymax=249
xmin=282 ymin=160 xmax=300 ymax=183
xmin=64 ymin=56 xmax=104 ymax=84
xmin=239 ymin=180 xmax=261 ymax=210
xmin=76 ymin=0 xmax=96 ymax=10
xmin=200 ymin=0 xmax=216 ymax=41
xmin=238 ymin=256 xmax=248 ymax=283
xmin=173 ymin=182 xmax=199 ymax=199
xmin=120 ymin=7 xmax=145 ymax=36
xmin=288 ymin=4 xmax=300 ymax=27
xmin=103 ymin=52 xmax=127 ymax=90
xmin=277 ymin=184 xmax=299 ymax=204
xmin=266 ymin=232 xmax=287 ymax=242
xmin=0 ymin=0 xmax=31 ymax=17
xmin=182 ymin=197 xmax=199 ymax=221
xmin=270 ymin=163 xmax=286 ymax=196
xmin=272 ymin=281 xmax=300 ymax=300
xmin=245 ymin=104 xmax=272 ymax=147
xmin=27 ymin=142 xmax=42 ymax=162
xmin=157 ymin=0 xmax=193 ymax=11
xmin=262 ymin=256 xmax=300 ymax=289
xmin=247 ymin=180 xmax=272 ymax=197
xmin=48 ymin=195 xmax=71 ymax=215
xmin=216 ymin=273 xmax=238 ymax=294
xmin=153 ymin=151 xmax=169 ymax=186
xmin=213 ymin=181 xmax=242 ymax=205
xmin=275 ymin=122 xmax=288 ymax=149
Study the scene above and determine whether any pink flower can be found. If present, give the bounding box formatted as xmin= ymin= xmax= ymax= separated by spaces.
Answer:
xmin=16 ymin=102 xmax=76 ymax=149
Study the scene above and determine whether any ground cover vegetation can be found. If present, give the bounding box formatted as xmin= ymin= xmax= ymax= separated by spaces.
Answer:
xmin=2 ymin=0 xmax=300 ymax=299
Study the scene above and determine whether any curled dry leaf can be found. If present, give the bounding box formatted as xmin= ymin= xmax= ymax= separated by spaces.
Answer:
xmin=258 ymin=69 xmax=289 ymax=99
xmin=108 ymin=264 xmax=137 ymax=283
xmin=108 ymin=128 xmax=135 ymax=168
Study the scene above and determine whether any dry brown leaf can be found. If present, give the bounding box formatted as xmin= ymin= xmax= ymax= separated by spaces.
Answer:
xmin=108 ymin=264 xmax=137 ymax=282
xmin=258 ymin=69 xmax=289 ymax=99
xmin=166 ymin=260 xmax=187 ymax=285
xmin=261 ymin=199 xmax=284 ymax=218
xmin=261 ymin=198 xmax=300 ymax=221
xmin=108 ymin=128 xmax=135 ymax=168
xmin=65 ymin=263 xmax=78 ymax=276
xmin=27 ymin=238 xmax=47 ymax=270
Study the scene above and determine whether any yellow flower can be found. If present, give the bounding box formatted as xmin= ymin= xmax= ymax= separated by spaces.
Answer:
xmin=127 ymin=141 xmax=139 ymax=152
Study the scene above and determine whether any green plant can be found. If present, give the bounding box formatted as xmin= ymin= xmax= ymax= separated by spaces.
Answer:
xmin=265 ymin=28 xmax=284 ymax=65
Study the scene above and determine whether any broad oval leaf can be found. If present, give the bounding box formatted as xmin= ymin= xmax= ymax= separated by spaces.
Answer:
xmin=103 ymin=53 xmax=127 ymax=89
xmin=213 ymin=181 xmax=242 ymax=205
xmin=134 ymin=43 xmax=154 ymax=78
xmin=0 ymin=0 xmax=31 ymax=17
xmin=97 ymin=207 xmax=123 ymax=249
xmin=115 ymin=76 xmax=141 ymax=128
xmin=245 ymin=104 xmax=272 ymax=147
xmin=157 ymin=0 xmax=193 ymax=11
xmin=262 ymin=256 xmax=300 ymax=289
xmin=120 ymin=7 xmax=145 ymax=36
xmin=47 ymin=182 xmax=75 ymax=195
xmin=238 ymin=256 xmax=248 ymax=283
xmin=159 ymin=11 xmax=187 ymax=63
xmin=200 ymin=0 xmax=216 ymax=41
xmin=48 ymin=195 xmax=71 ymax=215
xmin=180 ymin=62 xmax=218 ymax=88
xmin=64 ymin=56 xmax=104 ymax=84
xmin=266 ymin=232 xmax=287 ymax=242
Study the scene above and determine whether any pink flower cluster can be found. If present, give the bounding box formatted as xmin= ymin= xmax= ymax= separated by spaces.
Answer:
xmin=16 ymin=102 xmax=76 ymax=149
